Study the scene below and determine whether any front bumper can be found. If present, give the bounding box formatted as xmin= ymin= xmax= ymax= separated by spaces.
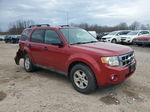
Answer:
xmin=97 ymin=61 xmax=136 ymax=86
xmin=101 ymin=38 xmax=111 ymax=43
xmin=121 ymin=39 xmax=132 ymax=43
xmin=133 ymin=40 xmax=150 ymax=45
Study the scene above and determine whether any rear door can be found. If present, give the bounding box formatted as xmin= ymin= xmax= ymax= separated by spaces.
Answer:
xmin=29 ymin=29 xmax=47 ymax=66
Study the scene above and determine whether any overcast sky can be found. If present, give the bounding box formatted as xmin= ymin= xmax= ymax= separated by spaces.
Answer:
xmin=0 ymin=0 xmax=150 ymax=31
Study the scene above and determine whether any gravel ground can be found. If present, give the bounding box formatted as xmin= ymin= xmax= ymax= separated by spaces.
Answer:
xmin=0 ymin=41 xmax=150 ymax=112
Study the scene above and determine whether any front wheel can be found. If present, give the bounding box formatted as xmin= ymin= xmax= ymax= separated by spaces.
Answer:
xmin=111 ymin=39 xmax=117 ymax=43
xmin=70 ymin=64 xmax=97 ymax=94
xmin=24 ymin=55 xmax=35 ymax=72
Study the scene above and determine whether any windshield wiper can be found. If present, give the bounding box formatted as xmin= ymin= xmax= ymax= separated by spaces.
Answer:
xmin=88 ymin=41 xmax=98 ymax=43
xmin=71 ymin=41 xmax=98 ymax=45
xmin=70 ymin=42 xmax=88 ymax=45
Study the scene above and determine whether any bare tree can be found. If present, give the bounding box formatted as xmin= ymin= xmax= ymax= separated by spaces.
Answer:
xmin=129 ymin=21 xmax=140 ymax=30
xmin=8 ymin=20 xmax=34 ymax=35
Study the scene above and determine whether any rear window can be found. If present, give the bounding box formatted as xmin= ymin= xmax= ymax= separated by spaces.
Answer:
xmin=21 ymin=29 xmax=31 ymax=41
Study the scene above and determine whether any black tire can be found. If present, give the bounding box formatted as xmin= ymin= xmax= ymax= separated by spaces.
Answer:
xmin=137 ymin=44 xmax=142 ymax=46
xmin=70 ymin=64 xmax=97 ymax=94
xmin=24 ymin=54 xmax=35 ymax=72
xmin=111 ymin=39 xmax=117 ymax=43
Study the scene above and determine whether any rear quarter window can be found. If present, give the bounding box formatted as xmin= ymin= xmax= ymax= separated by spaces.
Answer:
xmin=21 ymin=29 xmax=32 ymax=41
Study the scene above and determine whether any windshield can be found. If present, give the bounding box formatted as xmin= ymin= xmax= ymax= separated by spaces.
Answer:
xmin=108 ymin=31 xmax=118 ymax=35
xmin=127 ymin=31 xmax=138 ymax=35
xmin=119 ymin=31 xmax=130 ymax=35
xmin=60 ymin=28 xmax=98 ymax=45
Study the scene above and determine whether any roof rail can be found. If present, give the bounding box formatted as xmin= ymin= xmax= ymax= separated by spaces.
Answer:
xmin=60 ymin=25 xmax=70 ymax=27
xmin=29 ymin=24 xmax=50 ymax=28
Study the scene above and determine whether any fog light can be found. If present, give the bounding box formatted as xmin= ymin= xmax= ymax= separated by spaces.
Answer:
xmin=110 ymin=74 xmax=118 ymax=81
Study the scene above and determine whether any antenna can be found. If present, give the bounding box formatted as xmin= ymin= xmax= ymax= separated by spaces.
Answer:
xmin=66 ymin=11 xmax=68 ymax=25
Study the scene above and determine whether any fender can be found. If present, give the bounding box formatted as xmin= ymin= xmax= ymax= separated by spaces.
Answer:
xmin=23 ymin=45 xmax=36 ymax=64
xmin=66 ymin=53 xmax=102 ymax=85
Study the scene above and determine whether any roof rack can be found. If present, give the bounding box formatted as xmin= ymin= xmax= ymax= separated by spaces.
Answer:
xmin=29 ymin=24 xmax=50 ymax=28
xmin=60 ymin=25 xmax=70 ymax=27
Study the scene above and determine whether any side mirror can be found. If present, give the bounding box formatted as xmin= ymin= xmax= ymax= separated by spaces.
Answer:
xmin=52 ymin=41 xmax=64 ymax=47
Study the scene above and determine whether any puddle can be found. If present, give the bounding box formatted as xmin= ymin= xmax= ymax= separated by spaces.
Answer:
xmin=0 ymin=79 xmax=10 ymax=84
xmin=23 ymin=75 xmax=31 ymax=80
xmin=0 ymin=91 xmax=7 ymax=101
xmin=100 ymin=95 xmax=120 ymax=105
xmin=16 ymin=70 xmax=20 ymax=72
xmin=123 ymin=90 xmax=144 ymax=101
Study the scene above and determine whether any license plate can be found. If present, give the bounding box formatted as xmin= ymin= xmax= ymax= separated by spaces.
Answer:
xmin=130 ymin=63 xmax=135 ymax=73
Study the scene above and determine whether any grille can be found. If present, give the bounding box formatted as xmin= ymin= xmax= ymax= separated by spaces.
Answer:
xmin=119 ymin=52 xmax=135 ymax=66
xmin=121 ymin=37 xmax=127 ymax=39
xmin=101 ymin=38 xmax=106 ymax=41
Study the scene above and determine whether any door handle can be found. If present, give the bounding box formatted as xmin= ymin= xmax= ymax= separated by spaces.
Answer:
xmin=43 ymin=47 xmax=48 ymax=50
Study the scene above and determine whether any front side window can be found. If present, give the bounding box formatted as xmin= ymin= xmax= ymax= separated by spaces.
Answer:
xmin=30 ymin=29 xmax=45 ymax=43
xmin=60 ymin=28 xmax=98 ymax=45
xmin=45 ymin=30 xmax=62 ymax=45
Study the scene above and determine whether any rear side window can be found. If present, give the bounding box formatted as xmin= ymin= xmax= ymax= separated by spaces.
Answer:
xmin=30 ymin=29 xmax=45 ymax=43
xmin=45 ymin=30 xmax=61 ymax=45
xmin=142 ymin=31 xmax=149 ymax=34
xmin=21 ymin=29 xmax=31 ymax=41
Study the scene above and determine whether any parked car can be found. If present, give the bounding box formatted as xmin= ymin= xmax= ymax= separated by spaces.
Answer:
xmin=101 ymin=30 xmax=131 ymax=43
xmin=0 ymin=35 xmax=5 ymax=41
xmin=14 ymin=24 xmax=136 ymax=94
xmin=4 ymin=35 xmax=12 ymax=43
xmin=4 ymin=35 xmax=20 ymax=43
xmin=97 ymin=32 xmax=109 ymax=40
xmin=11 ymin=35 xmax=20 ymax=43
xmin=120 ymin=30 xmax=150 ymax=44
xmin=133 ymin=35 xmax=150 ymax=46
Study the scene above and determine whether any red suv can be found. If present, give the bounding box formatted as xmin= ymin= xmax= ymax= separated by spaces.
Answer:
xmin=15 ymin=24 xmax=136 ymax=94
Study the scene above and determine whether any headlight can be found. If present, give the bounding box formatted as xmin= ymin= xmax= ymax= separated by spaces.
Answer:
xmin=101 ymin=56 xmax=119 ymax=66
xmin=106 ymin=37 xmax=112 ymax=39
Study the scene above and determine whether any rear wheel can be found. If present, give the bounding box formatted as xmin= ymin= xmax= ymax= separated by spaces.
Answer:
xmin=24 ymin=54 xmax=35 ymax=72
xmin=70 ymin=64 xmax=97 ymax=94
xmin=137 ymin=44 xmax=142 ymax=46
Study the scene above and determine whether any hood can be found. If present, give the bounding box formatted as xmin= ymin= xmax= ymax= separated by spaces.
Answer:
xmin=73 ymin=42 xmax=133 ymax=56
xmin=121 ymin=35 xmax=137 ymax=38
xmin=102 ymin=35 xmax=115 ymax=38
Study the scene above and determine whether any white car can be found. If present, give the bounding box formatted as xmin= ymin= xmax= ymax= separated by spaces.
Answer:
xmin=120 ymin=30 xmax=150 ymax=44
xmin=0 ymin=35 xmax=5 ymax=41
xmin=101 ymin=30 xmax=131 ymax=43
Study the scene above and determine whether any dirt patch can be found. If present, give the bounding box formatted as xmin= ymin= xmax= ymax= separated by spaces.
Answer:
xmin=0 ymin=91 xmax=7 ymax=101
xmin=100 ymin=95 xmax=120 ymax=105
xmin=0 ymin=78 xmax=10 ymax=84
